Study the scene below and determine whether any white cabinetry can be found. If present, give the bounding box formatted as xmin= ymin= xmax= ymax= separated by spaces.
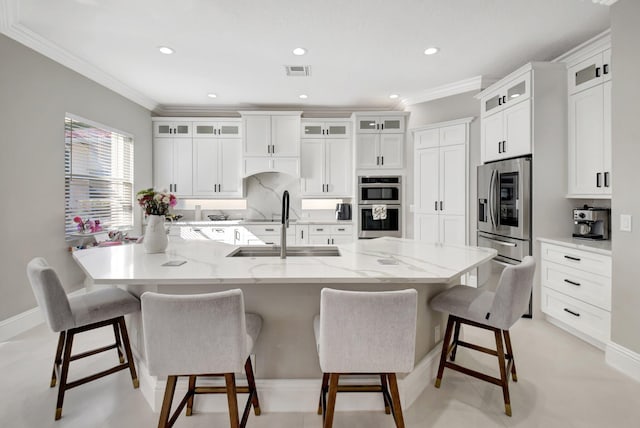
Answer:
xmin=301 ymin=135 xmax=352 ymax=197
xmin=153 ymin=122 xmax=192 ymax=138
xmin=540 ymin=241 xmax=611 ymax=348
xmin=413 ymin=119 xmax=471 ymax=245
xmin=153 ymin=138 xmax=193 ymax=196
xmin=354 ymin=113 xmax=407 ymax=170
xmin=301 ymin=120 xmax=351 ymax=138
xmin=565 ymin=37 xmax=612 ymax=198
xmin=192 ymin=138 xmax=243 ymax=197
xmin=193 ymin=121 xmax=242 ymax=138
xmin=308 ymin=224 xmax=354 ymax=245
xmin=241 ymin=112 xmax=302 ymax=176
xmin=480 ymin=71 xmax=532 ymax=163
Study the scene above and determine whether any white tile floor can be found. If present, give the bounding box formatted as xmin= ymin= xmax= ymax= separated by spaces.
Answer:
xmin=1 ymin=318 xmax=639 ymax=427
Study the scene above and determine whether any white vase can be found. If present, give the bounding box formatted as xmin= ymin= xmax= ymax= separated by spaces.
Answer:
xmin=143 ymin=215 xmax=168 ymax=253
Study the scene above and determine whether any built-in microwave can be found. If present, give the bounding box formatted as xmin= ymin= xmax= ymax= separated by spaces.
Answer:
xmin=358 ymin=176 xmax=402 ymax=204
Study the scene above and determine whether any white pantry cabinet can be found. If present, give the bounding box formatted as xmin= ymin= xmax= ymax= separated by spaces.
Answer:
xmin=412 ymin=119 xmax=471 ymax=246
xmin=192 ymin=138 xmax=243 ymax=197
xmin=565 ymin=36 xmax=612 ymax=198
xmin=153 ymin=138 xmax=193 ymax=197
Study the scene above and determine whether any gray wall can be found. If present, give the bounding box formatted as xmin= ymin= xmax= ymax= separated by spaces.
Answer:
xmin=0 ymin=34 xmax=152 ymax=321
xmin=610 ymin=0 xmax=640 ymax=354
xmin=404 ymin=91 xmax=480 ymax=244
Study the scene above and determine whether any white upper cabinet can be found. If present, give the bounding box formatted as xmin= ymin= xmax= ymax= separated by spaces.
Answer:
xmin=301 ymin=138 xmax=352 ymax=197
xmin=242 ymin=113 xmax=301 ymax=157
xmin=356 ymin=116 xmax=405 ymax=134
xmin=153 ymin=122 xmax=192 ymax=138
xmin=153 ymin=138 xmax=193 ymax=196
xmin=481 ymin=72 xmax=531 ymax=117
xmin=192 ymin=138 xmax=243 ymax=197
xmin=568 ymin=48 xmax=612 ymax=95
xmin=356 ymin=133 xmax=404 ymax=169
xmin=193 ymin=121 xmax=242 ymax=139
xmin=301 ymin=120 xmax=351 ymax=138
xmin=565 ymin=37 xmax=612 ymax=198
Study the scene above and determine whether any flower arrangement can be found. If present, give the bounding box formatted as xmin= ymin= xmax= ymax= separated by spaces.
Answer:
xmin=73 ymin=217 xmax=103 ymax=233
xmin=136 ymin=188 xmax=177 ymax=216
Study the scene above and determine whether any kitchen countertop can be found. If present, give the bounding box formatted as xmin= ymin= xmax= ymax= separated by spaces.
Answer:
xmin=72 ymin=237 xmax=496 ymax=285
xmin=168 ymin=219 xmax=354 ymax=226
xmin=537 ymin=236 xmax=612 ymax=256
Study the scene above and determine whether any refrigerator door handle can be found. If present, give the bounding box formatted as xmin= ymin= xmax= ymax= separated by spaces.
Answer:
xmin=488 ymin=169 xmax=498 ymax=228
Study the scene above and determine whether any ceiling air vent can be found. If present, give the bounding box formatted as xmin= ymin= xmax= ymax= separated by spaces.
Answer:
xmin=285 ymin=65 xmax=311 ymax=77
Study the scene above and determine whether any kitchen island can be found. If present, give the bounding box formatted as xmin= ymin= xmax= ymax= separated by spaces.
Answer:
xmin=72 ymin=237 xmax=496 ymax=412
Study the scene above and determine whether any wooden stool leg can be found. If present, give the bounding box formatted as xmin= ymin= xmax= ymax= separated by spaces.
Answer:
xmin=117 ymin=317 xmax=139 ymax=388
xmin=323 ymin=373 xmax=339 ymax=428
xmin=388 ymin=373 xmax=405 ymax=428
xmin=112 ymin=321 xmax=125 ymax=364
xmin=450 ymin=320 xmax=462 ymax=362
xmin=435 ymin=316 xmax=455 ymax=388
xmin=380 ymin=374 xmax=391 ymax=414
xmin=50 ymin=331 xmax=65 ymax=387
xmin=186 ymin=376 xmax=196 ymax=416
xmin=55 ymin=330 xmax=74 ymax=420
xmin=318 ymin=372 xmax=329 ymax=415
xmin=494 ymin=329 xmax=512 ymax=416
xmin=225 ymin=373 xmax=240 ymax=428
xmin=503 ymin=330 xmax=518 ymax=381
xmin=157 ymin=376 xmax=177 ymax=428
xmin=244 ymin=357 xmax=261 ymax=416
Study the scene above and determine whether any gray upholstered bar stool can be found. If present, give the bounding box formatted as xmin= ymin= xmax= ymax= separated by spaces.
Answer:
xmin=26 ymin=257 xmax=140 ymax=420
xmin=430 ymin=256 xmax=536 ymax=416
xmin=141 ymin=289 xmax=262 ymax=428
xmin=313 ymin=288 xmax=418 ymax=428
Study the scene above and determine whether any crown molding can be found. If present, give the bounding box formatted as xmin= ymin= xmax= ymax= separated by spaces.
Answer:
xmin=400 ymin=76 xmax=496 ymax=106
xmin=552 ymin=28 xmax=611 ymax=65
xmin=592 ymin=0 xmax=618 ymax=5
xmin=153 ymin=103 xmax=401 ymax=118
xmin=0 ymin=0 xmax=158 ymax=111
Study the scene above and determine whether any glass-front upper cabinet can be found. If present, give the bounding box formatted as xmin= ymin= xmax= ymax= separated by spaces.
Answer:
xmin=356 ymin=116 xmax=404 ymax=134
xmin=568 ymin=49 xmax=611 ymax=94
xmin=301 ymin=120 xmax=352 ymax=138
xmin=193 ymin=121 xmax=242 ymax=138
xmin=154 ymin=122 xmax=192 ymax=138
xmin=481 ymin=71 xmax=531 ymax=117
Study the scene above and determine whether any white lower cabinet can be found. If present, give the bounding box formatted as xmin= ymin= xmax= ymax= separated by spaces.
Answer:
xmin=243 ymin=224 xmax=294 ymax=246
xmin=540 ymin=242 xmax=611 ymax=347
xmin=308 ymin=225 xmax=354 ymax=245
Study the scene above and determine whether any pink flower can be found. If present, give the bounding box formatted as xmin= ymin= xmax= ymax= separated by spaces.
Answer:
xmin=73 ymin=216 xmax=82 ymax=223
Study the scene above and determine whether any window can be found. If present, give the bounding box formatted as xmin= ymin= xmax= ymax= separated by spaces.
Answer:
xmin=65 ymin=114 xmax=134 ymax=237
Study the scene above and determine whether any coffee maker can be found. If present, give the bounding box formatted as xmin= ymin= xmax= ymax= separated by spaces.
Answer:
xmin=335 ymin=203 xmax=352 ymax=220
xmin=573 ymin=206 xmax=610 ymax=240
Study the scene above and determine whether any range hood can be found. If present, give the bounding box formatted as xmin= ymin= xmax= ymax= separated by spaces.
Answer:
xmin=242 ymin=157 xmax=300 ymax=178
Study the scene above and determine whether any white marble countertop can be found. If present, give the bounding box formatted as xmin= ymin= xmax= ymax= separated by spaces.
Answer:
xmin=72 ymin=237 xmax=496 ymax=285
xmin=169 ymin=219 xmax=354 ymax=226
xmin=537 ymin=236 xmax=612 ymax=256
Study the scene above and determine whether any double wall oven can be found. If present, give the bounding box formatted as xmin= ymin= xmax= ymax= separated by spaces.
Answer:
xmin=358 ymin=176 xmax=402 ymax=239
xmin=477 ymin=156 xmax=532 ymax=317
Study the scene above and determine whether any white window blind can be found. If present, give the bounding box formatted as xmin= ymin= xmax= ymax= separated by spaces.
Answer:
xmin=65 ymin=115 xmax=134 ymax=237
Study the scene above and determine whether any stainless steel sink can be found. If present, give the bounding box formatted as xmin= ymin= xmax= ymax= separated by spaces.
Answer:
xmin=227 ymin=246 xmax=340 ymax=257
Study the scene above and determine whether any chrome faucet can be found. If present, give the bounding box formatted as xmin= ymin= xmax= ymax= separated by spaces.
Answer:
xmin=280 ymin=190 xmax=290 ymax=259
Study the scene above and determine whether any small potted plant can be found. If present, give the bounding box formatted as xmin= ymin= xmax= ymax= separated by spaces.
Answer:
xmin=136 ymin=188 xmax=177 ymax=253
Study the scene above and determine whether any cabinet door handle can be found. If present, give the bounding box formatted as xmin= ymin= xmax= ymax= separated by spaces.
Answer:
xmin=595 ymin=67 xmax=601 ymax=78
xmin=564 ymin=255 xmax=581 ymax=262
xmin=563 ymin=308 xmax=580 ymax=317
xmin=596 ymin=172 xmax=602 ymax=188
xmin=502 ymin=95 xmax=506 ymax=104
xmin=381 ymin=156 xmax=384 ymax=165
xmin=498 ymin=97 xmax=502 ymax=106
xmin=564 ymin=279 xmax=581 ymax=286
xmin=376 ymin=156 xmax=380 ymax=165
xmin=604 ymin=172 xmax=610 ymax=188
xmin=327 ymin=238 xmax=331 ymax=244
xmin=272 ymin=144 xmax=275 ymax=154
xmin=301 ymin=230 xmax=304 ymax=239
xmin=332 ymin=238 xmax=335 ymax=244
xmin=381 ymin=123 xmax=384 ymax=130
xmin=503 ymin=141 xmax=507 ymax=152
xmin=435 ymin=201 xmax=438 ymax=211
xmin=174 ymin=184 xmax=177 ymax=193
xmin=498 ymin=141 xmax=502 ymax=153
xmin=440 ymin=201 xmax=443 ymax=211
xmin=603 ymin=64 xmax=609 ymax=75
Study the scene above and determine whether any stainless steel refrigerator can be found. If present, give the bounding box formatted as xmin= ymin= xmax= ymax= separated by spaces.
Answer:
xmin=477 ymin=156 xmax=532 ymax=317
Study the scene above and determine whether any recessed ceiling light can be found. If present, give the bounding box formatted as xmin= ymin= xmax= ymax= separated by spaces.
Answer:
xmin=299 ymin=94 xmax=308 ymax=99
xmin=158 ymin=46 xmax=174 ymax=55
xmin=292 ymin=47 xmax=307 ymax=56
xmin=207 ymin=93 xmax=217 ymax=99
xmin=424 ymin=47 xmax=439 ymax=56
xmin=389 ymin=94 xmax=399 ymax=99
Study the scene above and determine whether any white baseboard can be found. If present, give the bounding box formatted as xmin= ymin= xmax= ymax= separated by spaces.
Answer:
xmin=138 ymin=343 xmax=442 ymax=413
xmin=606 ymin=342 xmax=640 ymax=383
xmin=0 ymin=289 xmax=86 ymax=342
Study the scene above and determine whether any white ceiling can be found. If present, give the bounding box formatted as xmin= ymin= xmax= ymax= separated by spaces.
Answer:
xmin=1 ymin=0 xmax=610 ymax=112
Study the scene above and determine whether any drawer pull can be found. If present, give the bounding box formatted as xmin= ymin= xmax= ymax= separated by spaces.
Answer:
xmin=316 ymin=228 xmax=324 ymax=232
xmin=564 ymin=279 xmax=581 ymax=286
xmin=563 ymin=308 xmax=581 ymax=317
xmin=265 ymin=228 xmax=275 ymax=232
xmin=337 ymin=228 xmax=345 ymax=231
xmin=563 ymin=255 xmax=581 ymax=262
